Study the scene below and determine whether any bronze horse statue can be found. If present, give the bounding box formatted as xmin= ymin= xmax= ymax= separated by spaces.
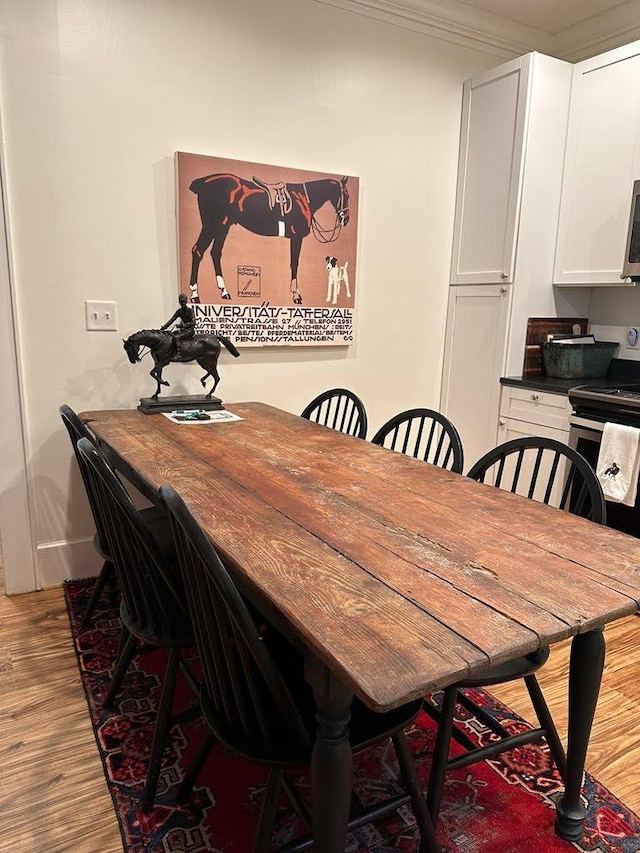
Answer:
xmin=123 ymin=329 xmax=240 ymax=400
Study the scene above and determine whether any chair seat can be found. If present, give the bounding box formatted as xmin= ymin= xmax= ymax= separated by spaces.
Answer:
xmin=140 ymin=504 xmax=175 ymax=557
xmin=92 ymin=506 xmax=172 ymax=561
xmin=202 ymin=628 xmax=424 ymax=765
xmin=120 ymin=596 xmax=194 ymax=649
xmin=265 ymin=629 xmax=424 ymax=746
xmin=205 ymin=684 xmax=423 ymax=767
xmin=92 ymin=531 xmax=109 ymax=561
xmin=458 ymin=646 xmax=550 ymax=688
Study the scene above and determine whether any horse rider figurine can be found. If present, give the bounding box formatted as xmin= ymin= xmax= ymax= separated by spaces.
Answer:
xmin=161 ymin=293 xmax=196 ymax=360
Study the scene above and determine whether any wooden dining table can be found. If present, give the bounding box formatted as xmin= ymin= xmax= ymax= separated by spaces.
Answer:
xmin=81 ymin=402 xmax=640 ymax=852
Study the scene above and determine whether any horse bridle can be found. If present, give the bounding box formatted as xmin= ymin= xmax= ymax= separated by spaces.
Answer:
xmin=125 ymin=336 xmax=147 ymax=363
xmin=306 ymin=180 xmax=349 ymax=244
xmin=335 ymin=180 xmax=349 ymax=224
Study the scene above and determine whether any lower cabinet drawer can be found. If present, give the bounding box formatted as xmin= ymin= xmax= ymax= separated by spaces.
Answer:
xmin=497 ymin=417 xmax=569 ymax=445
xmin=500 ymin=385 xmax=571 ymax=431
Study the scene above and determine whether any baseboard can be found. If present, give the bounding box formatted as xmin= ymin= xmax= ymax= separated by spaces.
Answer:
xmin=36 ymin=537 xmax=101 ymax=589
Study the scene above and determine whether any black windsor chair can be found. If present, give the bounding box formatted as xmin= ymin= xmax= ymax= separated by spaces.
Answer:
xmin=300 ymin=388 xmax=368 ymax=439
xmin=371 ymin=408 xmax=464 ymax=473
xmin=425 ymin=435 xmax=606 ymax=827
xmin=76 ymin=437 xmax=198 ymax=813
xmin=59 ymin=404 xmax=172 ymax=625
xmin=159 ymin=483 xmax=438 ymax=853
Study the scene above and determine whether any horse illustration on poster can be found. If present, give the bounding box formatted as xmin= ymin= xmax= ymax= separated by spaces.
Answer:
xmin=176 ymin=153 xmax=359 ymax=347
xmin=187 ymin=173 xmax=350 ymax=305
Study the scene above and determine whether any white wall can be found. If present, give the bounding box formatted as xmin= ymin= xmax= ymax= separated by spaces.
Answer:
xmin=0 ymin=0 xmax=497 ymax=587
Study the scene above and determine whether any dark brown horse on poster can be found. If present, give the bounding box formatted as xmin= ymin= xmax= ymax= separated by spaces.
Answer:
xmin=187 ymin=174 xmax=350 ymax=305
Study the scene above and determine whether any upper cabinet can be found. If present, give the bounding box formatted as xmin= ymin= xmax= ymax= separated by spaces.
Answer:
xmin=554 ymin=41 xmax=640 ymax=286
xmin=450 ymin=56 xmax=529 ymax=285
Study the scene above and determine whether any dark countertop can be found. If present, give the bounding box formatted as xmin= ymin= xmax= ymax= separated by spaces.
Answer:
xmin=501 ymin=359 xmax=640 ymax=396
xmin=500 ymin=375 xmax=579 ymax=394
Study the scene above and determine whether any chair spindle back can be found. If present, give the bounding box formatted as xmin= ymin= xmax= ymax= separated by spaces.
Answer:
xmin=371 ymin=408 xmax=464 ymax=473
xmin=60 ymin=405 xmax=112 ymax=555
xmin=300 ymin=388 xmax=368 ymax=439
xmin=76 ymin=437 xmax=187 ymax=637
xmin=160 ymin=484 xmax=312 ymax=761
xmin=467 ymin=436 xmax=606 ymax=523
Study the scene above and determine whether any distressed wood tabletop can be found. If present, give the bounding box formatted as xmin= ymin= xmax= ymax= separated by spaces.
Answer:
xmin=81 ymin=403 xmax=640 ymax=712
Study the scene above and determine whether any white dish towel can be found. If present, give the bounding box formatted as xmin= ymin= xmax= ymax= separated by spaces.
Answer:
xmin=596 ymin=422 xmax=640 ymax=506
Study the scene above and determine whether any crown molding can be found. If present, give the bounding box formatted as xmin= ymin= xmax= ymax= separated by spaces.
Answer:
xmin=550 ymin=0 xmax=640 ymax=62
xmin=313 ymin=0 xmax=551 ymax=58
xmin=314 ymin=0 xmax=640 ymax=63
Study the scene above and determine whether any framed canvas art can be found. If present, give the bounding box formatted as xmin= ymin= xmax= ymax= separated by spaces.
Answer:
xmin=176 ymin=152 xmax=359 ymax=346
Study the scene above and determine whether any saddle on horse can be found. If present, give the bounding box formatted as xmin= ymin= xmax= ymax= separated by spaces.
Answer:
xmin=253 ymin=175 xmax=292 ymax=217
xmin=162 ymin=329 xmax=194 ymax=362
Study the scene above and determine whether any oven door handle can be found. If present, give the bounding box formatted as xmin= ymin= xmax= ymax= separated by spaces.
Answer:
xmin=570 ymin=416 xmax=605 ymax=434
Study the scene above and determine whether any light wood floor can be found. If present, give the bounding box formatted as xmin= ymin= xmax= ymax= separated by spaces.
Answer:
xmin=1 ymin=570 xmax=639 ymax=853
xmin=0 ymin=577 xmax=123 ymax=853
xmin=492 ymin=616 xmax=640 ymax=812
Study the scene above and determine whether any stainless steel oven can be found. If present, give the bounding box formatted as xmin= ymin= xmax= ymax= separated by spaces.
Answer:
xmin=568 ymin=385 xmax=640 ymax=537
xmin=568 ymin=415 xmax=604 ymax=449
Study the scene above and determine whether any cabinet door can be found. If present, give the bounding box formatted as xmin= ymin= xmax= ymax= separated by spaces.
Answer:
xmin=450 ymin=56 xmax=530 ymax=285
xmin=554 ymin=43 xmax=640 ymax=285
xmin=496 ymin=418 xmax=569 ymax=505
xmin=440 ymin=284 xmax=511 ymax=471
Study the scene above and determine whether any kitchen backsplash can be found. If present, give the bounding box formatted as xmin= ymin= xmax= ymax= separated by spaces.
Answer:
xmin=588 ymin=284 xmax=640 ymax=361
xmin=590 ymin=324 xmax=640 ymax=361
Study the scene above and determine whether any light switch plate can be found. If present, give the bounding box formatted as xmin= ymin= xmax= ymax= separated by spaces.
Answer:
xmin=85 ymin=300 xmax=118 ymax=331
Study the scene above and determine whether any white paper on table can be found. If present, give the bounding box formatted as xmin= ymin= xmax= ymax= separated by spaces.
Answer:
xmin=162 ymin=410 xmax=243 ymax=425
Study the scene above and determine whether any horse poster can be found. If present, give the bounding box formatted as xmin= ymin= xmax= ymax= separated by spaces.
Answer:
xmin=175 ymin=152 xmax=359 ymax=346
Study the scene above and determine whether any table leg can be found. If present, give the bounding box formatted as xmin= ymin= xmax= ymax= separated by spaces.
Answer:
xmin=305 ymin=655 xmax=354 ymax=853
xmin=555 ymin=627 xmax=605 ymax=842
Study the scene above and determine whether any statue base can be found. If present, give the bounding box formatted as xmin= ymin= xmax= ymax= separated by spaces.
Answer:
xmin=138 ymin=394 xmax=224 ymax=415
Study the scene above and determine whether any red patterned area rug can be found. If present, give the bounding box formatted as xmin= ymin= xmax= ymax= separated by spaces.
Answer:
xmin=64 ymin=579 xmax=640 ymax=853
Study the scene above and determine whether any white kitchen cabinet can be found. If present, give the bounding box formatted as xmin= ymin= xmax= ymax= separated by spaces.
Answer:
xmin=450 ymin=56 xmax=529 ymax=285
xmin=496 ymin=415 xmax=569 ymax=445
xmin=496 ymin=385 xmax=571 ymax=504
xmin=442 ymin=52 xmax=584 ymax=471
xmin=498 ymin=385 xmax=571 ymax=441
xmin=554 ymin=41 xmax=640 ymax=286
xmin=440 ymin=284 xmax=511 ymax=471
